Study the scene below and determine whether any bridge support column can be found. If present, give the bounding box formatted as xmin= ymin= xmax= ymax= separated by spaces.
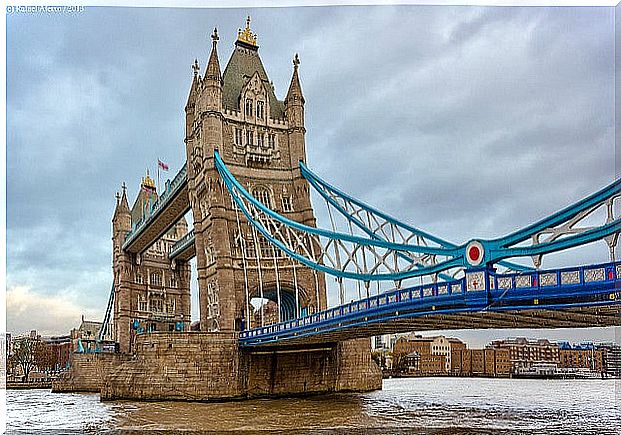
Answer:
xmin=240 ymin=338 xmax=381 ymax=398
xmin=101 ymin=332 xmax=381 ymax=401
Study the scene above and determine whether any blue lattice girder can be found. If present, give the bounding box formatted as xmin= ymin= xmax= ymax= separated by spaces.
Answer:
xmin=300 ymin=161 xmax=533 ymax=274
xmin=482 ymin=178 xmax=621 ymax=266
xmin=215 ymin=151 xmax=463 ymax=281
xmin=216 ymin=151 xmax=619 ymax=280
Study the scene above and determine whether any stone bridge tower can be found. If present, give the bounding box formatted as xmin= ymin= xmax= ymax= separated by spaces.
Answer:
xmin=100 ymin=19 xmax=381 ymax=401
xmin=111 ymin=174 xmax=191 ymax=353
xmin=184 ymin=18 xmax=327 ymax=332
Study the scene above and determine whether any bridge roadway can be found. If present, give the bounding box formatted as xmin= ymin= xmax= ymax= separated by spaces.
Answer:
xmin=239 ymin=261 xmax=621 ymax=348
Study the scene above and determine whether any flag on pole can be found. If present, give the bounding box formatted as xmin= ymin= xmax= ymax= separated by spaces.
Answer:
xmin=158 ymin=159 xmax=169 ymax=171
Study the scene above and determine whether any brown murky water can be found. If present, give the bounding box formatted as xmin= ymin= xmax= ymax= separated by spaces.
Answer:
xmin=6 ymin=378 xmax=621 ymax=434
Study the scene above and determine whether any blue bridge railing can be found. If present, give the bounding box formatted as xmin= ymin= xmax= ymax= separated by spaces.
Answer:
xmin=239 ymin=261 xmax=621 ymax=346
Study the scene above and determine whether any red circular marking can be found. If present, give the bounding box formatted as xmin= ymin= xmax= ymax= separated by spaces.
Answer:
xmin=468 ymin=245 xmax=481 ymax=262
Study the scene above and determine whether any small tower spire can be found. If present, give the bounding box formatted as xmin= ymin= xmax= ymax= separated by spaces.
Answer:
xmin=286 ymin=53 xmax=305 ymax=106
xmin=186 ymin=59 xmax=200 ymax=113
xmin=205 ymin=27 xmax=222 ymax=83
xmin=192 ymin=58 xmax=199 ymax=77
xmin=113 ymin=181 xmax=130 ymax=224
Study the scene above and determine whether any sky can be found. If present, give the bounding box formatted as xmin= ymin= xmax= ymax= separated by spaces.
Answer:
xmin=5 ymin=3 xmax=619 ymax=346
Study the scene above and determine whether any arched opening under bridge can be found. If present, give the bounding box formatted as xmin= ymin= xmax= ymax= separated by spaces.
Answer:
xmin=248 ymin=284 xmax=314 ymax=329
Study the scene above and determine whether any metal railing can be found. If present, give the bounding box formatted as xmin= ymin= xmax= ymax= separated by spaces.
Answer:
xmin=239 ymin=260 xmax=621 ymax=343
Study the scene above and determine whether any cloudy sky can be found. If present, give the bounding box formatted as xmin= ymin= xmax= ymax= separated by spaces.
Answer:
xmin=6 ymin=3 xmax=619 ymax=346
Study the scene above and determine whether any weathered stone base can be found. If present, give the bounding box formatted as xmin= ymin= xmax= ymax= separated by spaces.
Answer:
xmin=52 ymin=353 xmax=130 ymax=393
xmin=101 ymin=332 xmax=381 ymax=401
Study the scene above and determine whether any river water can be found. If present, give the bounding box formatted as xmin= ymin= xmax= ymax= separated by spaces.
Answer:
xmin=5 ymin=378 xmax=620 ymax=434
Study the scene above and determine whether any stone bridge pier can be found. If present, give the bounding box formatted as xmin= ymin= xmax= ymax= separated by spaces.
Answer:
xmin=101 ymin=332 xmax=381 ymax=401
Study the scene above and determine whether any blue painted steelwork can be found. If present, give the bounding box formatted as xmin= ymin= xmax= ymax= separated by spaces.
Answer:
xmin=300 ymin=162 xmax=455 ymax=248
xmin=300 ymin=161 xmax=532 ymax=275
xmin=239 ymin=261 xmax=621 ymax=346
xmin=216 ymin=151 xmax=620 ymax=281
xmin=122 ymin=164 xmax=188 ymax=250
xmin=215 ymin=151 xmax=464 ymax=281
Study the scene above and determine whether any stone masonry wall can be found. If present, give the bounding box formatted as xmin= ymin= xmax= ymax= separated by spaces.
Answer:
xmin=52 ymin=353 xmax=129 ymax=393
xmin=100 ymin=332 xmax=382 ymax=401
xmin=101 ymin=332 xmax=240 ymax=401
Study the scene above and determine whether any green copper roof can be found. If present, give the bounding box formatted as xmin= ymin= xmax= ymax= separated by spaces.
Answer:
xmin=221 ymin=44 xmax=285 ymax=119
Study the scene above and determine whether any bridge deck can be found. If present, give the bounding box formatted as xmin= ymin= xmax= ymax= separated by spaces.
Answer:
xmin=240 ymin=261 xmax=621 ymax=348
xmin=169 ymin=229 xmax=196 ymax=261
xmin=123 ymin=165 xmax=190 ymax=254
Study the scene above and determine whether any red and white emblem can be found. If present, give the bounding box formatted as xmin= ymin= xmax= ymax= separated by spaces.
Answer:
xmin=465 ymin=240 xmax=484 ymax=266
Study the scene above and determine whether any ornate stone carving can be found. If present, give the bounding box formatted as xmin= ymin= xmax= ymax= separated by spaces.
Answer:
xmin=206 ymin=279 xmax=220 ymax=332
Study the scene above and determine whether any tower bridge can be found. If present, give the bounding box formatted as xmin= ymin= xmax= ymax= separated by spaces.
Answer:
xmin=65 ymin=18 xmax=620 ymax=401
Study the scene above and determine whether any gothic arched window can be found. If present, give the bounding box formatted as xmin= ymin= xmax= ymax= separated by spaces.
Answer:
xmin=256 ymin=101 xmax=264 ymax=119
xmin=252 ymin=186 xmax=272 ymax=208
xmin=245 ymin=98 xmax=253 ymax=117
xmin=150 ymin=271 xmax=162 ymax=286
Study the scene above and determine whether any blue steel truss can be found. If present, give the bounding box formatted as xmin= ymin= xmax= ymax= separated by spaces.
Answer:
xmin=300 ymin=161 xmax=532 ymax=275
xmin=215 ymin=151 xmax=620 ymax=282
xmin=215 ymin=151 xmax=462 ymax=281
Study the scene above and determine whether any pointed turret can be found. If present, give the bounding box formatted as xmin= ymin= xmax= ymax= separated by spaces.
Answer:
xmin=285 ymin=53 xmax=305 ymax=105
xmin=113 ymin=183 xmax=131 ymax=226
xmin=204 ymin=28 xmax=222 ymax=83
xmin=285 ymin=53 xmax=305 ymax=129
xmin=201 ymin=28 xmax=222 ymax=111
xmin=186 ymin=59 xmax=200 ymax=110
xmin=185 ymin=59 xmax=201 ymax=139
xmin=112 ymin=182 xmax=132 ymax=251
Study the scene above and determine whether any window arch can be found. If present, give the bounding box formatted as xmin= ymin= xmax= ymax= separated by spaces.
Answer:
xmin=245 ymin=98 xmax=253 ymax=117
xmin=150 ymin=271 xmax=162 ymax=286
xmin=252 ymin=186 xmax=272 ymax=208
xmin=256 ymin=101 xmax=264 ymax=119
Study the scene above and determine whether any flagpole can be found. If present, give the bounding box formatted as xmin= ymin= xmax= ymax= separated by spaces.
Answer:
xmin=157 ymin=160 xmax=160 ymax=194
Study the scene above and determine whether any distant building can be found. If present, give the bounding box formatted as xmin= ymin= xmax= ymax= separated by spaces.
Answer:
xmin=372 ymin=334 xmax=399 ymax=352
xmin=41 ymin=335 xmax=72 ymax=373
xmin=451 ymin=348 xmax=511 ymax=377
xmin=558 ymin=342 xmax=604 ymax=373
xmin=490 ymin=338 xmax=559 ymax=372
xmin=394 ymin=334 xmax=465 ymax=375
xmin=402 ymin=352 xmax=420 ymax=373
xmin=596 ymin=342 xmax=621 ymax=377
